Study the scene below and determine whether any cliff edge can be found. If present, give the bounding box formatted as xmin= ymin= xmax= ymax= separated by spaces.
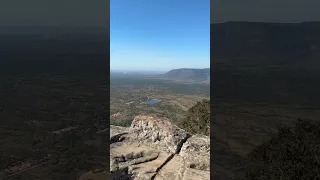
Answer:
xmin=110 ymin=115 xmax=210 ymax=180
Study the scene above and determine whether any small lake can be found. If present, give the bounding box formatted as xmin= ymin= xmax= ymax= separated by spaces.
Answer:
xmin=145 ymin=99 xmax=161 ymax=105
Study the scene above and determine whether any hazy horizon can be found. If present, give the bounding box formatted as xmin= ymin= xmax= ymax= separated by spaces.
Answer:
xmin=110 ymin=0 xmax=210 ymax=71
xmin=110 ymin=67 xmax=210 ymax=73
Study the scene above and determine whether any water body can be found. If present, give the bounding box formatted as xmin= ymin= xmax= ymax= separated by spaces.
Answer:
xmin=145 ymin=99 xmax=161 ymax=105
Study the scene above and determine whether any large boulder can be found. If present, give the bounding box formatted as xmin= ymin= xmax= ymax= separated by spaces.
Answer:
xmin=129 ymin=115 xmax=189 ymax=154
xmin=155 ymin=135 xmax=210 ymax=180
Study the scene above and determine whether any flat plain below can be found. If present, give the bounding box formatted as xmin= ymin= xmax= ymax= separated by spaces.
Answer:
xmin=110 ymin=74 xmax=210 ymax=127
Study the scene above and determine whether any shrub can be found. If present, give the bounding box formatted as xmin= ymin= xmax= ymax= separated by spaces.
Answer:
xmin=180 ymin=99 xmax=210 ymax=136
xmin=241 ymin=119 xmax=320 ymax=180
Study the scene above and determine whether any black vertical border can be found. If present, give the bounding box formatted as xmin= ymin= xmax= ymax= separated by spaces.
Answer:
xmin=0 ymin=0 xmax=111 ymax=179
xmin=106 ymin=0 xmax=111 ymax=176
xmin=209 ymin=0 xmax=214 ymax=179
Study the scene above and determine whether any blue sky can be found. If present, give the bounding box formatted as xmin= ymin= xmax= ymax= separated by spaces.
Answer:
xmin=110 ymin=0 xmax=210 ymax=71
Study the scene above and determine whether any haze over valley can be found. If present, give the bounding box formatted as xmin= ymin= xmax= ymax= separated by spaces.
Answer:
xmin=110 ymin=68 xmax=210 ymax=127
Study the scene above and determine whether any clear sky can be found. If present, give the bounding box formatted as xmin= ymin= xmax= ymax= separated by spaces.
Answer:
xmin=110 ymin=0 xmax=210 ymax=71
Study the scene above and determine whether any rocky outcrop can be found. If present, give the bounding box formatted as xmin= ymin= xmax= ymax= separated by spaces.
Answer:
xmin=110 ymin=115 xmax=210 ymax=180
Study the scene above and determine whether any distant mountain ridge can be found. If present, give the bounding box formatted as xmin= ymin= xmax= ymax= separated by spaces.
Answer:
xmin=164 ymin=68 xmax=210 ymax=82
xmin=0 ymin=26 xmax=108 ymax=74
xmin=211 ymin=21 xmax=320 ymax=71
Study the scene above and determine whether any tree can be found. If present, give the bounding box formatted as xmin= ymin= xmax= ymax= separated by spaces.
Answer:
xmin=180 ymin=99 xmax=210 ymax=136
xmin=240 ymin=119 xmax=320 ymax=180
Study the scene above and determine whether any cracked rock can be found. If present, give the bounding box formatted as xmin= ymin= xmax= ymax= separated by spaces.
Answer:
xmin=154 ymin=134 xmax=210 ymax=180
xmin=110 ymin=115 xmax=210 ymax=180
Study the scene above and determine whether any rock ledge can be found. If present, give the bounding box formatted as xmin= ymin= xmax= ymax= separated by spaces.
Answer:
xmin=110 ymin=115 xmax=210 ymax=180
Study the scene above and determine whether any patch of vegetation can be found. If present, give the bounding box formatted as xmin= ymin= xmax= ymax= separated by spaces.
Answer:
xmin=180 ymin=99 xmax=210 ymax=136
xmin=241 ymin=119 xmax=320 ymax=180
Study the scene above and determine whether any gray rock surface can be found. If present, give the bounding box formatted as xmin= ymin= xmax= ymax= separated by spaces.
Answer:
xmin=155 ymin=134 xmax=210 ymax=180
xmin=110 ymin=115 xmax=210 ymax=180
xmin=110 ymin=125 xmax=129 ymax=143
xmin=129 ymin=115 xmax=189 ymax=154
